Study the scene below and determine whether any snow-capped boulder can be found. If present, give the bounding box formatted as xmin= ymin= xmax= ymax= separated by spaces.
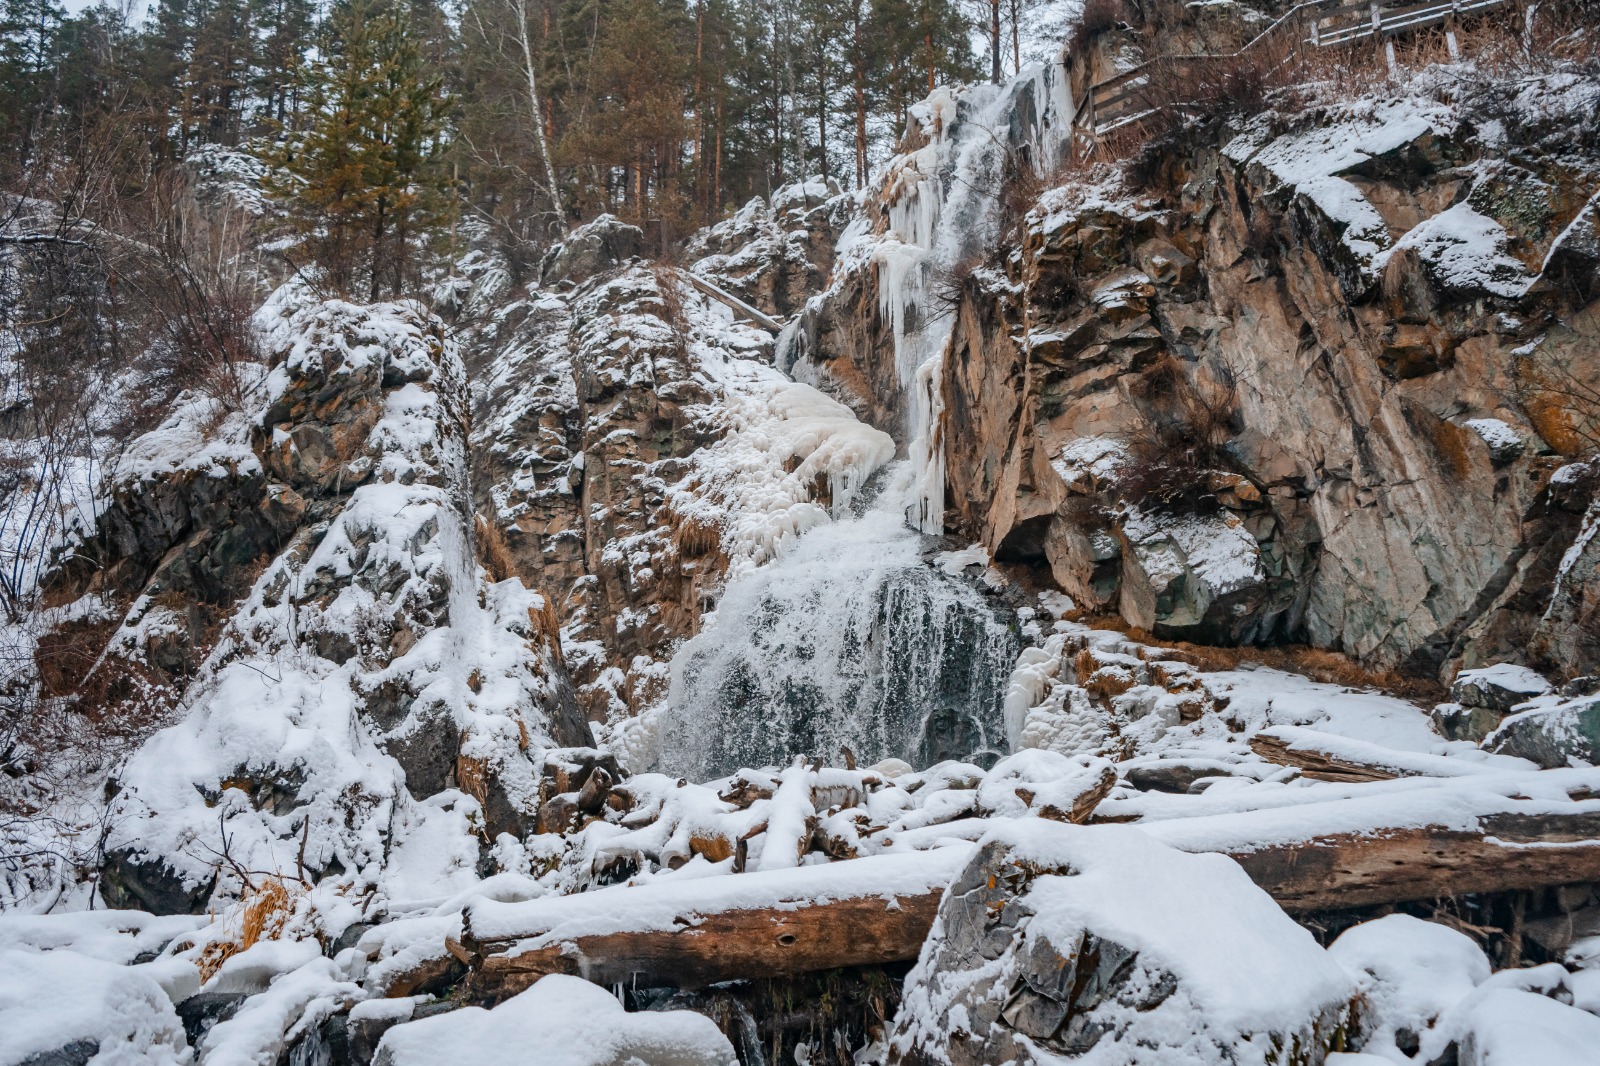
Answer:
xmin=373 ymin=973 xmax=737 ymax=1066
xmin=1484 ymin=693 xmax=1600 ymax=770
xmin=0 ymin=948 xmax=192 ymax=1066
xmin=890 ymin=821 xmax=1356 ymax=1066
xmin=1451 ymin=664 xmax=1554 ymax=713
xmin=1328 ymin=914 xmax=1489 ymax=1060
xmin=1434 ymin=663 xmax=1557 ymax=743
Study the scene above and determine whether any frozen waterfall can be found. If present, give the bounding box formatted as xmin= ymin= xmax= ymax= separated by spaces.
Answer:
xmin=867 ymin=60 xmax=1075 ymax=536
xmin=660 ymin=465 xmax=1020 ymax=781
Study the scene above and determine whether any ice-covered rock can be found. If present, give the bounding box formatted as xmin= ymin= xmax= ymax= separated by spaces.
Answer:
xmin=890 ymin=821 xmax=1355 ymax=1065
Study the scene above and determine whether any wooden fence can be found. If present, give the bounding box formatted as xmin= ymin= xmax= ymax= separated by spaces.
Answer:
xmin=1078 ymin=0 xmax=1513 ymax=136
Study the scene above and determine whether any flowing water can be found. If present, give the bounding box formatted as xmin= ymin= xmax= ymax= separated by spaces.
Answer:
xmin=662 ymin=62 xmax=1076 ymax=779
xmin=660 ymin=465 xmax=1019 ymax=780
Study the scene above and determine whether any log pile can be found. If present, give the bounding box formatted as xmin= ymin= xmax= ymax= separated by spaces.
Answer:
xmin=457 ymin=771 xmax=1600 ymax=1002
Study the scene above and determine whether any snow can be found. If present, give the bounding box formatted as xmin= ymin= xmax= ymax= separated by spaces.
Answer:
xmin=197 ymin=956 xmax=360 ymax=1066
xmin=893 ymin=819 xmax=1354 ymax=1064
xmin=1328 ymin=914 xmax=1489 ymax=1062
xmin=1456 ymin=663 xmax=1554 ymax=700
xmin=465 ymin=846 xmax=970 ymax=945
xmin=1463 ymin=418 xmax=1524 ymax=456
xmin=114 ymin=370 xmax=269 ymax=486
xmin=1447 ymin=988 xmax=1600 ymax=1066
xmin=1004 ymin=822 xmax=1352 ymax=1032
xmin=100 ymin=287 xmax=569 ymax=915
xmin=1383 ymin=201 xmax=1531 ymax=297
xmin=0 ymin=948 xmax=192 ymax=1065
xmin=1225 ymin=98 xmax=1450 ymax=271
xmin=375 ymin=974 xmax=737 ymax=1066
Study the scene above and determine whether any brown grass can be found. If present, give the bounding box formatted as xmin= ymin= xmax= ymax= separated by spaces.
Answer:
xmin=197 ymin=877 xmax=295 ymax=982
xmin=1083 ymin=616 xmax=1446 ymax=701
xmin=456 ymin=752 xmax=489 ymax=808
xmin=475 ymin=513 xmax=517 ymax=583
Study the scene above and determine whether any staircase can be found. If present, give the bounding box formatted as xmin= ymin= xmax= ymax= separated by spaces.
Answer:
xmin=1077 ymin=0 xmax=1513 ymax=138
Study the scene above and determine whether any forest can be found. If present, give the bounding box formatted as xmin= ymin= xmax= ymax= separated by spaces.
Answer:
xmin=0 ymin=0 xmax=1068 ymax=301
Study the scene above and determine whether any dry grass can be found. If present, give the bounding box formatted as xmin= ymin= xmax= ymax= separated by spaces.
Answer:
xmin=456 ymin=753 xmax=489 ymax=808
xmin=197 ymin=877 xmax=296 ymax=982
xmin=1078 ymin=0 xmax=1599 ymax=166
xmin=1084 ymin=616 xmax=1446 ymax=701
xmin=475 ymin=513 xmax=518 ymax=583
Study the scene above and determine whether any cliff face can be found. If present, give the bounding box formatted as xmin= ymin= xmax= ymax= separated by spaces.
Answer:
xmin=793 ymin=63 xmax=1600 ymax=683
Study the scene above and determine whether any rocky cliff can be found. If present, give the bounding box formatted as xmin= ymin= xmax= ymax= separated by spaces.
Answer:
xmin=790 ymin=55 xmax=1600 ymax=685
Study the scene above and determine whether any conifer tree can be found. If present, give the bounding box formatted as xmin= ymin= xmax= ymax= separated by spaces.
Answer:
xmin=266 ymin=0 xmax=451 ymax=299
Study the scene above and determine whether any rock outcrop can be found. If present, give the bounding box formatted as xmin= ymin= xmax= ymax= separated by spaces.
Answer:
xmin=792 ymin=58 xmax=1600 ymax=682
xmin=92 ymin=287 xmax=582 ymax=912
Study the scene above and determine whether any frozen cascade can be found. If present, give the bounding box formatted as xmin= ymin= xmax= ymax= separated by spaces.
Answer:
xmin=660 ymin=464 xmax=1020 ymax=781
xmin=862 ymin=59 xmax=1076 ymax=535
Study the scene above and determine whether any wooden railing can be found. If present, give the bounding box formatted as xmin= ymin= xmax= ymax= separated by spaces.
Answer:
xmin=1077 ymin=0 xmax=1512 ymax=136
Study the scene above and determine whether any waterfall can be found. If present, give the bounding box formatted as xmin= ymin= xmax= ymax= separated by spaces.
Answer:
xmin=659 ymin=64 xmax=1075 ymax=780
xmin=660 ymin=465 xmax=1019 ymax=780
xmin=867 ymin=60 xmax=1077 ymax=536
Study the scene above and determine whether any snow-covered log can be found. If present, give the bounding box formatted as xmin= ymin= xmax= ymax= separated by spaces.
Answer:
xmin=460 ymin=849 xmax=968 ymax=998
xmin=463 ymin=780 xmax=1600 ymax=998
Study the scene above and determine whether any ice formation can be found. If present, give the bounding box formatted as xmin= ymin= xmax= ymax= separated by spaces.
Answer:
xmin=660 ymin=465 xmax=1019 ymax=779
xmin=831 ymin=60 xmax=1075 ymax=536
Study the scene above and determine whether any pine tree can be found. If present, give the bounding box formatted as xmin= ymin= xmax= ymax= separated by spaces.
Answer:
xmin=266 ymin=0 xmax=451 ymax=299
xmin=252 ymin=0 xmax=314 ymax=124
xmin=0 ymin=0 xmax=64 ymax=166
xmin=184 ymin=0 xmax=254 ymax=144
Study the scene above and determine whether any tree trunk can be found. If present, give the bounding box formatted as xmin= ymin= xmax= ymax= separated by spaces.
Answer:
xmin=852 ymin=2 xmax=866 ymax=189
xmin=512 ymin=0 xmax=565 ymax=229
xmin=990 ymin=0 xmax=1002 ymax=83
xmin=694 ymin=0 xmax=705 ymax=223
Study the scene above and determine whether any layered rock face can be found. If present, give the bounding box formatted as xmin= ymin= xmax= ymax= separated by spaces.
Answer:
xmin=74 ymin=288 xmax=582 ymax=912
xmin=795 ymin=63 xmax=1600 ymax=682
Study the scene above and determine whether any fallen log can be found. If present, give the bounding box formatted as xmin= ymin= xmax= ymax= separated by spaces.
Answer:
xmin=1248 ymin=726 xmax=1518 ymax=782
xmin=462 ymin=849 xmax=966 ymax=1000
xmin=463 ymin=784 xmax=1600 ymax=1000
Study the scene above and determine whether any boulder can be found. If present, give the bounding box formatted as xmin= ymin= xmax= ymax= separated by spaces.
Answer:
xmin=889 ymin=822 xmax=1355 ymax=1065
xmin=538 ymin=215 xmax=646 ymax=287
xmin=1483 ymin=695 xmax=1600 ymax=769
xmin=1450 ymin=664 xmax=1554 ymax=712
xmin=99 ymin=847 xmax=215 ymax=915
xmin=1430 ymin=702 xmax=1502 ymax=744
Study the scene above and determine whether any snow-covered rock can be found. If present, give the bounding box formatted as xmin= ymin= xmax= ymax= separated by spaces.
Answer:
xmin=98 ymin=287 xmax=582 ymax=916
xmin=890 ymin=820 xmax=1356 ymax=1065
xmin=373 ymin=973 xmax=737 ymax=1066
xmin=1328 ymin=914 xmax=1489 ymax=1061
xmin=0 ymin=948 xmax=192 ymax=1066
